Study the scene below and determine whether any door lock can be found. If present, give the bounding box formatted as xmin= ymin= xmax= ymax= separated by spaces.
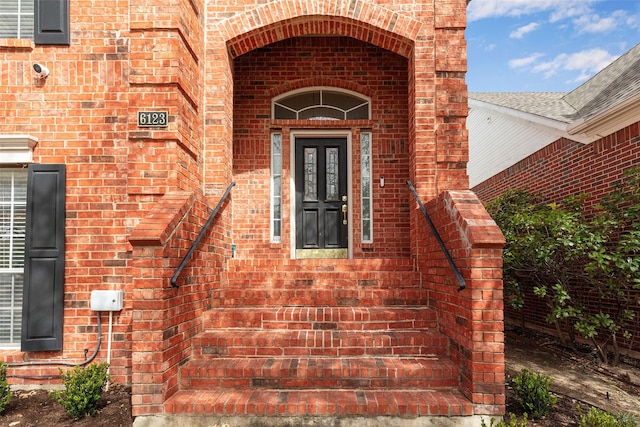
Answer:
xmin=341 ymin=203 xmax=348 ymax=225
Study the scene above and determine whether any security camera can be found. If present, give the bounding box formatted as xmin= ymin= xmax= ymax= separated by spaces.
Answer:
xmin=33 ymin=63 xmax=50 ymax=79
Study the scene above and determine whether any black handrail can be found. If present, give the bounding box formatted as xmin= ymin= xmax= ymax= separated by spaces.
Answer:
xmin=170 ymin=182 xmax=236 ymax=287
xmin=406 ymin=180 xmax=466 ymax=291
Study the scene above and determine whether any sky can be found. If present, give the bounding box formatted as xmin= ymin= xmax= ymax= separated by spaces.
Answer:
xmin=466 ymin=0 xmax=640 ymax=93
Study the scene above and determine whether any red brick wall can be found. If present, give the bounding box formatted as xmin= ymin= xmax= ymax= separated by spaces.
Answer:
xmin=0 ymin=1 xmax=132 ymax=385
xmin=473 ymin=122 xmax=640 ymax=213
xmin=418 ymin=191 xmax=505 ymax=414
xmin=473 ymin=122 xmax=640 ymax=352
xmin=0 ymin=0 xmax=205 ymax=388
xmin=232 ymin=37 xmax=410 ymax=259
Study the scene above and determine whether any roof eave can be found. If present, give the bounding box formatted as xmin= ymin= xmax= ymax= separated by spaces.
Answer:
xmin=468 ymin=98 xmax=594 ymax=144
xmin=567 ymin=92 xmax=640 ymax=140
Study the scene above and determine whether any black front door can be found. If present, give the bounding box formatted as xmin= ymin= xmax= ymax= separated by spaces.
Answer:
xmin=295 ymin=138 xmax=348 ymax=256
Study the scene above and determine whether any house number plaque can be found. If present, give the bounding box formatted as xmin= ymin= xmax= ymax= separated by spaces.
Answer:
xmin=137 ymin=111 xmax=168 ymax=127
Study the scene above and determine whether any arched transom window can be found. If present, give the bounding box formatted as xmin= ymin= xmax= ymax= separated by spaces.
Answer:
xmin=272 ymin=88 xmax=370 ymax=120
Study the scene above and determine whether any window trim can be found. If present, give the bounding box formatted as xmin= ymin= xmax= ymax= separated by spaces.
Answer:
xmin=0 ymin=135 xmax=35 ymax=349
xmin=0 ymin=135 xmax=38 ymax=163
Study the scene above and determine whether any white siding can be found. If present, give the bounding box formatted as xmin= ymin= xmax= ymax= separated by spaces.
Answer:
xmin=467 ymin=100 xmax=571 ymax=188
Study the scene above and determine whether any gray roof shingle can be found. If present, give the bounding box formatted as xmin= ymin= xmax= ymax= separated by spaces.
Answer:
xmin=470 ymin=43 xmax=640 ymax=125
xmin=469 ymin=92 xmax=573 ymax=123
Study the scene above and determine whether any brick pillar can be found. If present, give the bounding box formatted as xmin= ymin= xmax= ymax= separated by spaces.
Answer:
xmin=420 ymin=191 xmax=506 ymax=416
xmin=434 ymin=0 xmax=470 ymax=192
xmin=203 ymin=35 xmax=234 ymax=196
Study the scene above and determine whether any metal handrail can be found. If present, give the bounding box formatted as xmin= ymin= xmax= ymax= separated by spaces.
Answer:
xmin=406 ymin=180 xmax=466 ymax=291
xmin=170 ymin=182 xmax=236 ymax=287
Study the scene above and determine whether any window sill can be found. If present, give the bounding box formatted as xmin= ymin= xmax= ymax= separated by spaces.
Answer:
xmin=0 ymin=38 xmax=35 ymax=49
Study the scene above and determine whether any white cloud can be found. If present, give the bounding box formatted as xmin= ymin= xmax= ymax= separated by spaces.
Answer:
xmin=573 ymin=10 xmax=627 ymax=34
xmin=510 ymin=22 xmax=539 ymax=39
xmin=562 ymin=48 xmax=618 ymax=73
xmin=532 ymin=54 xmax=567 ymax=78
xmin=467 ymin=0 xmax=597 ymax=22
xmin=508 ymin=53 xmax=544 ymax=69
xmin=527 ymin=48 xmax=619 ymax=81
xmin=548 ymin=3 xmax=597 ymax=23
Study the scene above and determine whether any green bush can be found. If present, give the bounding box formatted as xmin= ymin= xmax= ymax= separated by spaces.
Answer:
xmin=0 ymin=361 xmax=12 ymax=414
xmin=512 ymin=368 xmax=557 ymax=419
xmin=481 ymin=413 xmax=528 ymax=427
xmin=580 ymin=407 xmax=621 ymax=427
xmin=486 ymin=167 xmax=640 ymax=366
xmin=615 ymin=412 xmax=639 ymax=427
xmin=50 ymin=362 xmax=109 ymax=419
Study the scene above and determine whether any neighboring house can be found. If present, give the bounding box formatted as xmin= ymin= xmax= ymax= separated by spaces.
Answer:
xmin=469 ymin=43 xmax=640 ymax=349
xmin=1 ymin=1 xmax=505 ymax=425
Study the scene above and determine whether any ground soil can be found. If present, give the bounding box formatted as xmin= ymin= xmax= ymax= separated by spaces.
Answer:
xmin=0 ymin=329 xmax=638 ymax=426
xmin=502 ymin=327 xmax=640 ymax=426
xmin=0 ymin=383 xmax=132 ymax=427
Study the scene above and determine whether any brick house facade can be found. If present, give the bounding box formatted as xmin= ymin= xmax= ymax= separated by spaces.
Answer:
xmin=1 ymin=0 xmax=505 ymax=424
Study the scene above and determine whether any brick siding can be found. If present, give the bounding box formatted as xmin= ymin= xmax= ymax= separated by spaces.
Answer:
xmin=473 ymin=122 xmax=640 ymax=352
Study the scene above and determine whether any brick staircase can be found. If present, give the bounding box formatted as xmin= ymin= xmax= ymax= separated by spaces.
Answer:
xmin=163 ymin=259 xmax=472 ymax=417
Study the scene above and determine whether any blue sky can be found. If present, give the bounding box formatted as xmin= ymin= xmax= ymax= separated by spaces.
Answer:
xmin=466 ymin=0 xmax=640 ymax=92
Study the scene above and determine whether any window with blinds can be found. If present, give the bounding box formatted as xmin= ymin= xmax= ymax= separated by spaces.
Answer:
xmin=0 ymin=169 xmax=27 ymax=347
xmin=0 ymin=0 xmax=34 ymax=39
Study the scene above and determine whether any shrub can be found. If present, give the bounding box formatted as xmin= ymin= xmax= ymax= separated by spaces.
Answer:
xmin=481 ymin=413 xmax=528 ymax=427
xmin=512 ymin=368 xmax=557 ymax=419
xmin=486 ymin=167 xmax=640 ymax=366
xmin=580 ymin=407 xmax=621 ymax=427
xmin=615 ymin=412 xmax=639 ymax=427
xmin=50 ymin=362 xmax=109 ymax=419
xmin=0 ymin=361 xmax=12 ymax=414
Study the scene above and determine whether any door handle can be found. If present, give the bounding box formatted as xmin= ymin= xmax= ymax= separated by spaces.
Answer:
xmin=341 ymin=203 xmax=348 ymax=225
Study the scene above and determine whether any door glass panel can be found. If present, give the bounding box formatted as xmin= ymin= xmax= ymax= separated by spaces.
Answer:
xmin=325 ymin=147 xmax=339 ymax=201
xmin=303 ymin=148 xmax=317 ymax=201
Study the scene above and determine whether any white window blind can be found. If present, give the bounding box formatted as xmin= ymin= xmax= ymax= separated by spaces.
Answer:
xmin=0 ymin=169 xmax=27 ymax=346
xmin=0 ymin=0 xmax=34 ymax=39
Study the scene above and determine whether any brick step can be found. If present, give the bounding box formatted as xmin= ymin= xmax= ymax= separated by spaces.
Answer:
xmin=164 ymin=388 xmax=474 ymax=416
xmin=180 ymin=356 xmax=459 ymax=390
xmin=204 ymin=307 xmax=438 ymax=330
xmin=222 ymin=259 xmax=420 ymax=290
xmin=223 ymin=275 xmax=421 ymax=288
xmin=225 ymin=258 xmax=417 ymax=273
xmin=223 ymin=272 xmax=421 ymax=289
xmin=193 ymin=329 xmax=448 ymax=358
xmin=211 ymin=287 xmax=429 ymax=307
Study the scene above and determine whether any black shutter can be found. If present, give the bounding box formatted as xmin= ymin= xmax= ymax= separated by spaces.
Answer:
xmin=21 ymin=164 xmax=66 ymax=352
xmin=34 ymin=0 xmax=70 ymax=45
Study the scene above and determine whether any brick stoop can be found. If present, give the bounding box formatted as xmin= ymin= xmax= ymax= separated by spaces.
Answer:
xmin=163 ymin=259 xmax=473 ymax=418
